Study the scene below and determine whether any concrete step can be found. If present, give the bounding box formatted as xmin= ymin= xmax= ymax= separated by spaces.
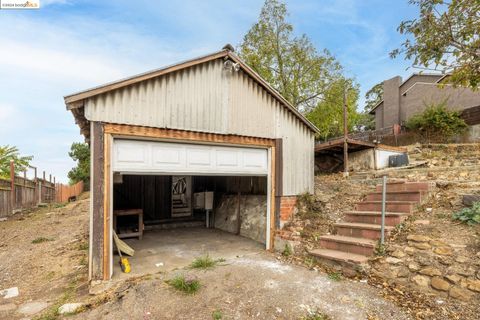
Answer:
xmin=334 ymin=222 xmax=393 ymax=240
xmin=309 ymin=248 xmax=369 ymax=265
xmin=355 ymin=201 xmax=416 ymax=213
xmin=344 ymin=211 xmax=409 ymax=226
xmin=366 ymin=190 xmax=424 ymax=202
xmin=319 ymin=235 xmax=376 ymax=256
xmin=375 ymin=182 xmax=431 ymax=192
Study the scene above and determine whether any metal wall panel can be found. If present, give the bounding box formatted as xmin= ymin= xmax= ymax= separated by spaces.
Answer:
xmin=85 ymin=60 xmax=227 ymax=134
xmin=228 ymin=70 xmax=314 ymax=195
xmin=84 ymin=58 xmax=314 ymax=195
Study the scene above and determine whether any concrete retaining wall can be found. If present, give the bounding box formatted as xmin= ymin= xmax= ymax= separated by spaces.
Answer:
xmin=214 ymin=195 xmax=267 ymax=244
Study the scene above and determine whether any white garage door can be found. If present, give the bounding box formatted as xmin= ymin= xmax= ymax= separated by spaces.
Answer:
xmin=112 ymin=139 xmax=268 ymax=175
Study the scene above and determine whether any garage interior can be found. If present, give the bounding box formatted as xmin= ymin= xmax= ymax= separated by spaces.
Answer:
xmin=112 ymin=174 xmax=268 ymax=278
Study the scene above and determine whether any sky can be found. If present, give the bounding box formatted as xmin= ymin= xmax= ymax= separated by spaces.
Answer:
xmin=0 ymin=0 xmax=419 ymax=182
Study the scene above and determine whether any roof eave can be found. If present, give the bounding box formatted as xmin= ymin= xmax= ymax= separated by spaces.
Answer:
xmin=64 ymin=49 xmax=319 ymax=134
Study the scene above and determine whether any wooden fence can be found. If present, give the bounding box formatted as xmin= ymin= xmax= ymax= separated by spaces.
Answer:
xmin=55 ymin=181 xmax=84 ymax=203
xmin=0 ymin=177 xmax=56 ymax=217
xmin=0 ymin=162 xmax=57 ymax=217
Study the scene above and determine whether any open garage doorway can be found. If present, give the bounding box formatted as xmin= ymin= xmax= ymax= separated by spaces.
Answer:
xmin=111 ymin=174 xmax=268 ymax=279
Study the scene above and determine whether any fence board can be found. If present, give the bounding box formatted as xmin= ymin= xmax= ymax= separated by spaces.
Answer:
xmin=55 ymin=181 xmax=84 ymax=203
xmin=0 ymin=170 xmax=58 ymax=217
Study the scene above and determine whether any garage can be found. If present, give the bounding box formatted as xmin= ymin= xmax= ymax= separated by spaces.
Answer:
xmin=65 ymin=45 xmax=318 ymax=281
xmin=110 ymin=139 xmax=272 ymax=277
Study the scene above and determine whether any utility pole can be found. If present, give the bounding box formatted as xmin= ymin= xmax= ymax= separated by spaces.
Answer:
xmin=343 ymin=86 xmax=349 ymax=176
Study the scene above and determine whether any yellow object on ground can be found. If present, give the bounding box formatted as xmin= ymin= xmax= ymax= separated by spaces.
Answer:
xmin=113 ymin=230 xmax=133 ymax=273
xmin=120 ymin=257 xmax=131 ymax=273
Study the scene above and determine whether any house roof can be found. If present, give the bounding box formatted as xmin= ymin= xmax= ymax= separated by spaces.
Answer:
xmin=368 ymin=73 xmax=447 ymax=114
xmin=65 ymin=47 xmax=319 ymax=136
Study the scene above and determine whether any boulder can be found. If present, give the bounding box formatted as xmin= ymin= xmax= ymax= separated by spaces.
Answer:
xmin=409 ymin=241 xmax=431 ymax=250
xmin=434 ymin=247 xmax=453 ymax=256
xmin=404 ymin=247 xmax=416 ymax=255
xmin=445 ymin=274 xmax=461 ymax=284
xmin=431 ymin=277 xmax=450 ymax=291
xmin=467 ymin=280 xmax=480 ymax=293
xmin=449 ymin=287 xmax=474 ymax=301
xmin=58 ymin=303 xmax=84 ymax=315
xmin=385 ymin=257 xmax=403 ymax=265
xmin=419 ymin=267 xmax=442 ymax=277
xmin=407 ymin=235 xmax=431 ymax=242
xmin=390 ymin=250 xmax=406 ymax=259
xmin=412 ymin=275 xmax=430 ymax=287
xmin=408 ymin=263 xmax=420 ymax=271
xmin=429 ymin=240 xmax=447 ymax=247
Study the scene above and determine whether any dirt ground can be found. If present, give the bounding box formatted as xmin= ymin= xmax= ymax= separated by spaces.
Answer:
xmin=0 ymin=196 xmax=90 ymax=319
xmin=0 ymin=193 xmax=413 ymax=320
xmin=71 ymin=253 xmax=410 ymax=320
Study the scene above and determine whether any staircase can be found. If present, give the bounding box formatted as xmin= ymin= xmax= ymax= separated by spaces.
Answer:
xmin=309 ymin=180 xmax=431 ymax=273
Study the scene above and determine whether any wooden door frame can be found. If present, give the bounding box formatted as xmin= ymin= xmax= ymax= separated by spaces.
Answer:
xmin=97 ymin=123 xmax=280 ymax=280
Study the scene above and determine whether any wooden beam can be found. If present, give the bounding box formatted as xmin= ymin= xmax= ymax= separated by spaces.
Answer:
xmin=270 ymin=145 xmax=276 ymax=250
xmin=103 ymin=132 xmax=112 ymax=280
xmin=91 ymin=122 xmax=105 ymax=280
xmin=104 ymin=124 xmax=276 ymax=148
xmin=274 ymin=139 xmax=283 ymax=229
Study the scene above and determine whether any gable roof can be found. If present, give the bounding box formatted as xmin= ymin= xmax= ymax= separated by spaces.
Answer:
xmin=65 ymin=48 xmax=319 ymax=135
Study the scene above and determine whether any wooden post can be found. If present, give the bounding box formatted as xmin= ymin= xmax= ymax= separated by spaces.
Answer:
xmin=10 ymin=160 xmax=15 ymax=212
xmin=236 ymin=177 xmax=241 ymax=235
xmin=343 ymin=87 xmax=349 ymax=176
xmin=34 ymin=167 xmax=38 ymax=205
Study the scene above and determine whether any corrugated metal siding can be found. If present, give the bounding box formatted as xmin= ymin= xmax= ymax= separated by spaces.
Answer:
xmin=84 ymin=58 xmax=314 ymax=195
xmin=275 ymin=106 xmax=314 ymax=195
xmin=228 ymin=71 xmax=314 ymax=195
xmin=85 ymin=60 xmax=227 ymax=133
xmin=228 ymin=70 xmax=276 ymax=137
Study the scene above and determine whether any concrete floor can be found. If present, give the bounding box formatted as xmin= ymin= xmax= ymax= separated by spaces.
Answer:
xmin=113 ymin=227 xmax=264 ymax=280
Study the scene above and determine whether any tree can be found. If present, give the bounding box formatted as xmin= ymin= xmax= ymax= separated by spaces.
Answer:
xmin=406 ymin=101 xmax=468 ymax=142
xmin=391 ymin=0 xmax=480 ymax=89
xmin=364 ymin=82 xmax=383 ymax=112
xmin=0 ymin=145 xmax=33 ymax=179
xmin=238 ymin=0 xmax=344 ymax=113
xmin=306 ymin=78 xmax=360 ymax=141
xmin=68 ymin=142 xmax=90 ymax=186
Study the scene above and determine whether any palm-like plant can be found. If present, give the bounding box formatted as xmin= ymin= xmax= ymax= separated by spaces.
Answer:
xmin=0 ymin=145 xmax=33 ymax=179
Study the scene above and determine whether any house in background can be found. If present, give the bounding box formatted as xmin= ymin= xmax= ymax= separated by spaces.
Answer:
xmin=370 ymin=74 xmax=480 ymax=137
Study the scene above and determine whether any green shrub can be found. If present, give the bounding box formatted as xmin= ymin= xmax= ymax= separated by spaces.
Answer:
xmin=327 ymin=271 xmax=342 ymax=281
xmin=212 ymin=310 xmax=223 ymax=320
xmin=190 ymin=255 xmax=225 ymax=270
xmin=167 ymin=274 xmax=200 ymax=294
xmin=453 ymin=202 xmax=480 ymax=225
xmin=406 ymin=101 xmax=468 ymax=142
xmin=32 ymin=237 xmax=54 ymax=244
xmin=282 ymin=244 xmax=293 ymax=257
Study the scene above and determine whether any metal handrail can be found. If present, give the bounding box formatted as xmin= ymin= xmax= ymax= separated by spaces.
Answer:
xmin=380 ymin=175 xmax=387 ymax=245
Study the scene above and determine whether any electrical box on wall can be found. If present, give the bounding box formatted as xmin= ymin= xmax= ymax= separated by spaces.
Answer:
xmin=204 ymin=192 xmax=214 ymax=210
xmin=193 ymin=191 xmax=214 ymax=210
